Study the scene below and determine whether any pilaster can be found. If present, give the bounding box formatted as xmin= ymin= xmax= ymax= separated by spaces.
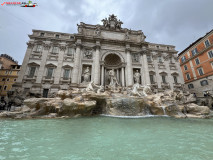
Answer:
xmin=35 ymin=44 xmax=50 ymax=83
xmin=126 ymin=44 xmax=133 ymax=86
xmin=93 ymin=41 xmax=101 ymax=84
xmin=54 ymin=46 xmax=66 ymax=84
xmin=72 ymin=41 xmax=82 ymax=84
xmin=142 ymin=48 xmax=151 ymax=84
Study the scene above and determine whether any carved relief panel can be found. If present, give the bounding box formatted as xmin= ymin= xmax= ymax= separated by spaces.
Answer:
xmin=83 ymin=50 xmax=93 ymax=59
xmin=132 ymin=53 xmax=140 ymax=63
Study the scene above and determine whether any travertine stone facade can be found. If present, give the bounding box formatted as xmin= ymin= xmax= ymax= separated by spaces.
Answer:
xmin=15 ymin=15 xmax=183 ymax=97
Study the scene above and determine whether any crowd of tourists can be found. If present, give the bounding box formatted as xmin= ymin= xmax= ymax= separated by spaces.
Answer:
xmin=0 ymin=97 xmax=12 ymax=111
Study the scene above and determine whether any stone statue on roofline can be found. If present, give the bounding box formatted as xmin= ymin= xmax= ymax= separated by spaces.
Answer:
xmin=101 ymin=14 xmax=123 ymax=30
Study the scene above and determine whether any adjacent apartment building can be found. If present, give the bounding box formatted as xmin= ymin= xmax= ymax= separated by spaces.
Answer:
xmin=0 ymin=54 xmax=21 ymax=99
xmin=178 ymin=30 xmax=213 ymax=97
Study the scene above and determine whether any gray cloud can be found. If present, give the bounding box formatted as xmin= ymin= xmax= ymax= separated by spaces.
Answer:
xmin=0 ymin=0 xmax=213 ymax=64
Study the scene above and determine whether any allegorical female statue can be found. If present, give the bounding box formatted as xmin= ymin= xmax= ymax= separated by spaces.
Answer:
xmin=134 ymin=70 xmax=141 ymax=84
xmin=83 ymin=67 xmax=90 ymax=83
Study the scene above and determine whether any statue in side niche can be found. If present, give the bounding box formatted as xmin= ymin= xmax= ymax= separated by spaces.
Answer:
xmin=134 ymin=70 xmax=141 ymax=84
xmin=82 ymin=67 xmax=90 ymax=83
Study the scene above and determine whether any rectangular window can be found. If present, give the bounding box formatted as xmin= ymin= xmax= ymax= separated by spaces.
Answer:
xmin=162 ymin=75 xmax=166 ymax=83
xmin=7 ymin=78 xmax=9 ymax=81
xmin=173 ymin=76 xmax=178 ymax=83
xmin=67 ymin=48 xmax=73 ymax=56
xmin=2 ymin=78 xmax=5 ymax=81
xmin=195 ymin=58 xmax=200 ymax=65
xmin=40 ymin=33 xmax=44 ymax=37
xmin=181 ymin=56 xmax=186 ymax=63
xmin=150 ymin=75 xmax=154 ymax=84
xmin=46 ymin=68 xmax=54 ymax=79
xmin=191 ymin=48 xmax=198 ymax=56
xmin=184 ymin=65 xmax=188 ymax=71
xmin=4 ymin=86 xmax=7 ymax=90
xmin=208 ymin=50 xmax=213 ymax=58
xmin=158 ymin=56 xmax=162 ymax=63
xmin=63 ymin=69 xmax=70 ymax=80
xmin=28 ymin=66 xmax=36 ymax=78
xmin=36 ymin=45 xmax=42 ymax=52
xmin=14 ymin=79 xmax=16 ymax=81
xmin=211 ymin=62 xmax=213 ymax=69
xmin=186 ymin=73 xmax=191 ymax=80
xmin=188 ymin=84 xmax=194 ymax=89
xmin=197 ymin=67 xmax=204 ymax=76
xmin=147 ymin=55 xmax=152 ymax=62
xmin=52 ymin=46 xmax=59 ymax=54
xmin=0 ymin=86 xmax=1 ymax=90
xmin=205 ymin=40 xmax=210 ymax=47
xmin=5 ymin=71 xmax=8 ymax=74
xmin=56 ymin=35 xmax=59 ymax=38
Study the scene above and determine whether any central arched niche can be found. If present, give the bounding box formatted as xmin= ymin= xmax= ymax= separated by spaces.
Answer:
xmin=104 ymin=53 xmax=122 ymax=67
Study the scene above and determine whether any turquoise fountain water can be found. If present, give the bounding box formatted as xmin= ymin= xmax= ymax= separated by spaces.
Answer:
xmin=1 ymin=117 xmax=213 ymax=160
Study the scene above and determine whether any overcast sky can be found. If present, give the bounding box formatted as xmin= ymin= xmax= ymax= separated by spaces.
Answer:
xmin=0 ymin=0 xmax=213 ymax=64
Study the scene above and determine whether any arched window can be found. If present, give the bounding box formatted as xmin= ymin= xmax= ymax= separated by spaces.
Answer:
xmin=200 ymin=80 xmax=208 ymax=86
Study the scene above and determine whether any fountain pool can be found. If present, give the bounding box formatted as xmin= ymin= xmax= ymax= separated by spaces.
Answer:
xmin=1 ymin=117 xmax=213 ymax=160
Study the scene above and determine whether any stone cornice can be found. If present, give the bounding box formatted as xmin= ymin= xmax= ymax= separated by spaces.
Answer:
xmin=75 ymin=43 xmax=83 ymax=48
xmin=93 ymin=45 xmax=101 ymax=50
xmin=74 ymin=34 xmax=84 ymax=39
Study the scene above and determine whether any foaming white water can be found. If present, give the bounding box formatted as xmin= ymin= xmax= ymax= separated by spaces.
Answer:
xmin=100 ymin=114 xmax=169 ymax=119
xmin=161 ymin=106 xmax=167 ymax=115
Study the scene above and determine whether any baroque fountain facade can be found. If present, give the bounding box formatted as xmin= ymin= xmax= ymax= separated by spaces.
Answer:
xmin=2 ymin=15 xmax=212 ymax=119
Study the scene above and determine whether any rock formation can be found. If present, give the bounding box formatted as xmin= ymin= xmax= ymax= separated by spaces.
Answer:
xmin=1 ymin=83 xmax=212 ymax=119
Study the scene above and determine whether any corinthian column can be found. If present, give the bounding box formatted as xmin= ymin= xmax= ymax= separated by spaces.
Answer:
xmin=121 ymin=67 xmax=125 ymax=86
xmin=72 ymin=41 xmax=82 ymax=84
xmin=101 ymin=65 xmax=104 ymax=85
xmin=93 ymin=41 xmax=101 ymax=84
xmin=126 ymin=44 xmax=133 ymax=86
